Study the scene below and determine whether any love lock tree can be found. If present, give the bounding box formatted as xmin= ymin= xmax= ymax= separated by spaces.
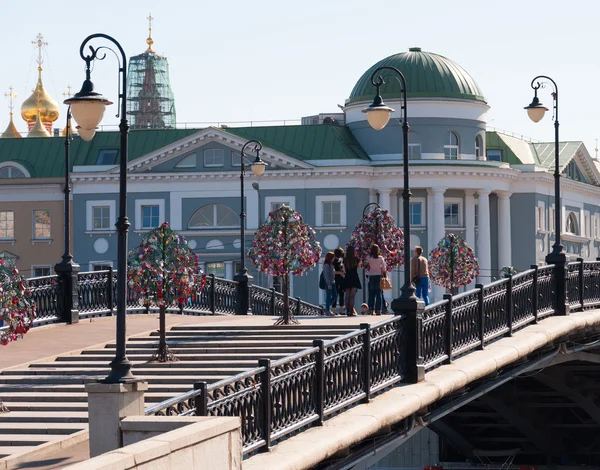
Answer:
xmin=248 ymin=205 xmax=321 ymax=325
xmin=0 ymin=260 xmax=36 ymax=413
xmin=128 ymin=222 xmax=206 ymax=362
xmin=429 ymin=233 xmax=479 ymax=294
xmin=348 ymin=205 xmax=405 ymax=272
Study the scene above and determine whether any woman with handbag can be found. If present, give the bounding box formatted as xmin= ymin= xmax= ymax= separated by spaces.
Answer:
xmin=411 ymin=246 xmax=430 ymax=306
xmin=366 ymin=244 xmax=386 ymax=315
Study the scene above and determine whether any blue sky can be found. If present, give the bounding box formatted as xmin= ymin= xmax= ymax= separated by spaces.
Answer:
xmin=1 ymin=0 xmax=598 ymax=155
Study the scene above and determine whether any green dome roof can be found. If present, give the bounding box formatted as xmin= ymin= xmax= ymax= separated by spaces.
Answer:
xmin=347 ymin=47 xmax=485 ymax=104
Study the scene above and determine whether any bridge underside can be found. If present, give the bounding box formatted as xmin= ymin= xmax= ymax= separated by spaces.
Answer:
xmin=437 ymin=345 xmax=600 ymax=467
xmin=312 ymin=329 xmax=600 ymax=470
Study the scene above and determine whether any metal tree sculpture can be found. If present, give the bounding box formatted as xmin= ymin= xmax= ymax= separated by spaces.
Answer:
xmin=429 ymin=233 xmax=479 ymax=294
xmin=0 ymin=260 xmax=36 ymax=412
xmin=128 ymin=222 xmax=206 ymax=362
xmin=248 ymin=205 xmax=322 ymax=325
xmin=348 ymin=205 xmax=405 ymax=271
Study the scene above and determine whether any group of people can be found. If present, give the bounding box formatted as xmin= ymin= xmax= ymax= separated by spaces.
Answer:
xmin=321 ymin=244 xmax=430 ymax=317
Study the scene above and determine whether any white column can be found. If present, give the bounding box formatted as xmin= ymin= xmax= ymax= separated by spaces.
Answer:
xmin=225 ymin=261 xmax=234 ymax=280
xmin=427 ymin=189 xmax=434 ymax=252
xmin=465 ymin=190 xmax=476 ymax=249
xmin=497 ymin=191 xmax=512 ymax=271
xmin=477 ymin=190 xmax=492 ymax=285
xmin=430 ymin=187 xmax=447 ymax=302
xmin=389 ymin=189 xmax=398 ymax=223
xmin=369 ymin=189 xmax=378 ymax=205
xmin=378 ymin=188 xmax=392 ymax=213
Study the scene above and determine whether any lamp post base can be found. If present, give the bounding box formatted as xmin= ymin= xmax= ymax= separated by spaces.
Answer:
xmin=234 ymin=270 xmax=253 ymax=316
xmin=546 ymin=248 xmax=570 ymax=316
xmin=54 ymin=258 xmax=80 ymax=325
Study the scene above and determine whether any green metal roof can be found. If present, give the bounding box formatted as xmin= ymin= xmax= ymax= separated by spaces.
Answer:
xmin=0 ymin=129 xmax=197 ymax=178
xmin=225 ymin=125 xmax=370 ymax=162
xmin=532 ymin=141 xmax=582 ymax=168
xmin=347 ymin=47 xmax=486 ymax=105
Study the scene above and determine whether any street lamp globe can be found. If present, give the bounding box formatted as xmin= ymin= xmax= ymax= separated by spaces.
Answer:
xmin=524 ymin=96 xmax=549 ymax=123
xmin=250 ymin=156 xmax=267 ymax=176
xmin=64 ymin=79 xmax=113 ymax=141
xmin=362 ymin=95 xmax=395 ymax=131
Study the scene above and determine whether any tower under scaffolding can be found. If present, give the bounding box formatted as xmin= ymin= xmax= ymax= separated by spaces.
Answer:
xmin=126 ymin=15 xmax=176 ymax=130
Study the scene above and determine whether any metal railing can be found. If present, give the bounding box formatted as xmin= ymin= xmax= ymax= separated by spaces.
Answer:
xmin=144 ymin=260 xmax=600 ymax=454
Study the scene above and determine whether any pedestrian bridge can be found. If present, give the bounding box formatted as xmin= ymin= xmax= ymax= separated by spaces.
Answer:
xmin=143 ymin=260 xmax=600 ymax=469
xmin=4 ymin=259 xmax=600 ymax=468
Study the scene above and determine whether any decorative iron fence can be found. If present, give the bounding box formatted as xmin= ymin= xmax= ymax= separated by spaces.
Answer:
xmin=28 ymin=275 xmax=60 ymax=323
xmin=144 ymin=261 xmax=600 ymax=454
xmin=145 ymin=316 xmax=407 ymax=454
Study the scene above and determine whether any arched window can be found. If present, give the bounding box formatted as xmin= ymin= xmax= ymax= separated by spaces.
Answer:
xmin=189 ymin=204 xmax=239 ymax=228
xmin=475 ymin=135 xmax=483 ymax=159
xmin=566 ymin=212 xmax=579 ymax=235
xmin=0 ymin=163 xmax=28 ymax=178
xmin=444 ymin=132 xmax=459 ymax=160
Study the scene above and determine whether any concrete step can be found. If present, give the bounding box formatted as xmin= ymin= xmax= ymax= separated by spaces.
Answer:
xmin=0 ymin=392 xmax=182 ymax=403
xmin=14 ymin=359 xmax=257 ymax=370
xmin=0 ymin=434 xmax=68 ymax=446
xmin=54 ymin=353 xmax=291 ymax=361
xmin=109 ymin=343 xmax=313 ymax=352
xmin=145 ymin=332 xmax=344 ymax=339
xmin=169 ymin=325 xmax=353 ymax=331
xmin=0 ymin=411 xmax=89 ymax=423
xmin=0 ymin=422 xmax=87 ymax=435
xmin=102 ymin=340 xmax=317 ymax=347
xmin=0 ymin=446 xmax=37 ymax=458
xmin=1 ymin=402 xmax=88 ymax=412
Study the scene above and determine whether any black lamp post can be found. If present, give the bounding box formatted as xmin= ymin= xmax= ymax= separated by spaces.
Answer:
xmin=65 ymin=34 xmax=136 ymax=382
xmin=54 ymin=107 xmax=80 ymax=325
xmin=525 ymin=76 xmax=563 ymax=258
xmin=525 ymin=76 xmax=569 ymax=315
xmin=234 ymin=140 xmax=267 ymax=315
xmin=362 ymin=66 xmax=422 ymax=310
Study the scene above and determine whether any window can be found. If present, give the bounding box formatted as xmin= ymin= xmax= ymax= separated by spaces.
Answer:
xmin=86 ymin=200 xmax=116 ymax=232
xmin=409 ymin=202 xmax=423 ymax=225
xmin=474 ymin=204 xmax=479 ymax=227
xmin=176 ymin=153 xmax=196 ymax=168
xmin=566 ymin=212 xmax=579 ymax=235
xmin=93 ymin=206 xmax=111 ymax=230
xmin=203 ymin=149 xmax=224 ymax=167
xmin=271 ymin=202 xmax=288 ymax=212
xmin=594 ymin=216 xmax=600 ymax=239
xmin=205 ymin=262 xmax=225 ymax=277
xmin=189 ymin=204 xmax=239 ymax=228
xmin=487 ymin=149 xmax=503 ymax=162
xmin=32 ymin=266 xmax=51 ymax=277
xmin=408 ymin=144 xmax=421 ymax=160
xmin=0 ymin=211 xmax=14 ymax=239
xmin=142 ymin=205 xmax=160 ymax=229
xmin=444 ymin=132 xmax=459 ymax=160
xmin=265 ymin=197 xmax=296 ymax=217
xmin=0 ymin=165 xmax=27 ymax=178
xmin=316 ymin=196 xmax=347 ymax=227
xmin=444 ymin=203 xmax=461 ymax=227
xmin=33 ymin=210 xmax=51 ymax=239
xmin=134 ymin=199 xmax=165 ymax=231
xmin=232 ymin=152 xmax=242 ymax=167
xmin=322 ymin=201 xmax=341 ymax=226
xmin=475 ymin=135 xmax=483 ymax=159
xmin=536 ymin=206 xmax=545 ymax=232
xmin=96 ymin=149 xmax=118 ymax=165
xmin=92 ymin=262 xmax=112 ymax=271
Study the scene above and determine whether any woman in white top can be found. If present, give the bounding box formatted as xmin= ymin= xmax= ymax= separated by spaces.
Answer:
xmin=366 ymin=244 xmax=386 ymax=315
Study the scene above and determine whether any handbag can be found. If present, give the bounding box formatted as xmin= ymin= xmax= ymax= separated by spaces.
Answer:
xmin=319 ymin=271 xmax=326 ymax=290
xmin=380 ymin=271 xmax=392 ymax=290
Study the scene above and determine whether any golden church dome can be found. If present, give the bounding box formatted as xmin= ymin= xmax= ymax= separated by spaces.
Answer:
xmin=28 ymin=110 xmax=51 ymax=137
xmin=21 ymin=67 xmax=60 ymax=125
xmin=0 ymin=114 xmax=22 ymax=139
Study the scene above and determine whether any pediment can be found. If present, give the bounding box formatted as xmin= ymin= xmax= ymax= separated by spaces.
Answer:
xmin=121 ymin=127 xmax=313 ymax=174
xmin=562 ymin=144 xmax=600 ymax=186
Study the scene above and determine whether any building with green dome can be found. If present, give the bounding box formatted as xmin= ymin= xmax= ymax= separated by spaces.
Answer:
xmin=0 ymin=47 xmax=599 ymax=310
